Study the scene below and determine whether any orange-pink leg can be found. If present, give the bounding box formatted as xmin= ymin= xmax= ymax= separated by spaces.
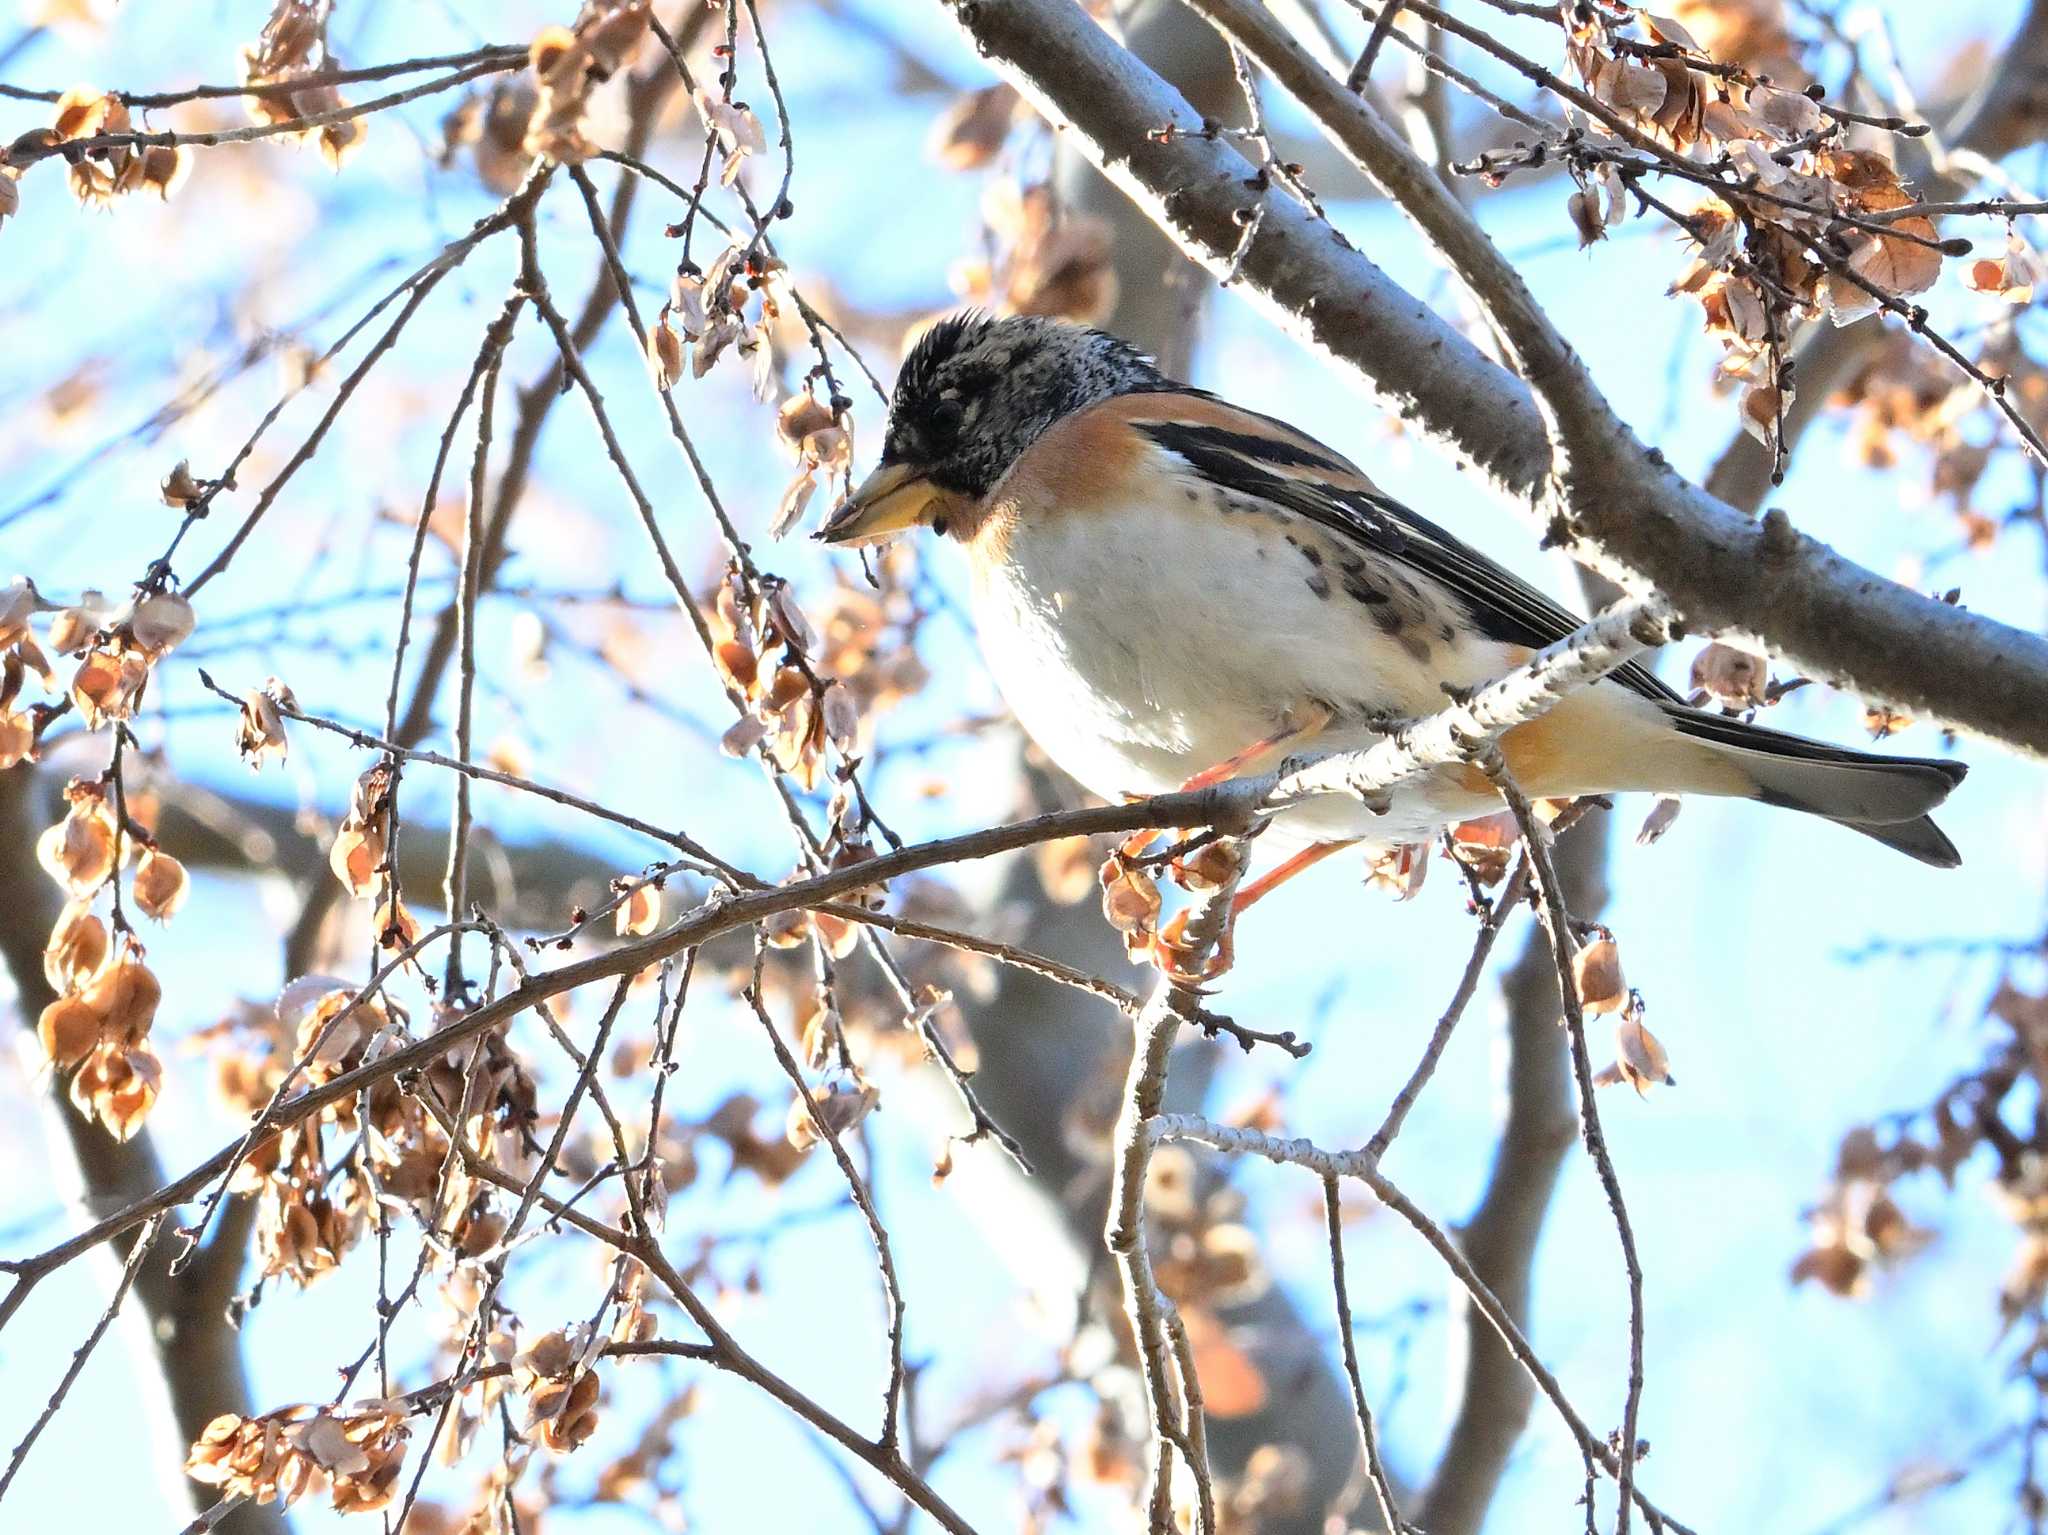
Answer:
xmin=1232 ymin=839 xmax=1358 ymax=915
xmin=1177 ymin=702 xmax=1336 ymax=793
xmin=1180 ymin=838 xmax=1359 ymax=978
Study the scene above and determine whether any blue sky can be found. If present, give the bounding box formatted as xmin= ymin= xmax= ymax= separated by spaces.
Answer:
xmin=2 ymin=0 xmax=2045 ymax=1531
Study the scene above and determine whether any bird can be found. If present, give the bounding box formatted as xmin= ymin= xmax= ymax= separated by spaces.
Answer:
xmin=815 ymin=312 xmax=1966 ymax=904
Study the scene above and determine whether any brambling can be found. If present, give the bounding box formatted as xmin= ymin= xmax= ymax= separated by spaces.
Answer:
xmin=817 ymin=314 xmax=1965 ymax=889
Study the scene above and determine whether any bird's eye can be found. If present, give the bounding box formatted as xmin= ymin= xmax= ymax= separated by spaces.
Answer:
xmin=929 ymin=397 xmax=966 ymax=439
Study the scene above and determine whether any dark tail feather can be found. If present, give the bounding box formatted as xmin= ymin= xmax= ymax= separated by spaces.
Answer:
xmin=1827 ymin=812 xmax=1962 ymax=868
xmin=1667 ymin=706 xmax=1968 ymax=868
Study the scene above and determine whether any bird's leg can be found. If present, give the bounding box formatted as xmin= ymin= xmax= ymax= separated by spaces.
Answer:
xmin=1187 ymin=838 xmax=1359 ymax=979
xmin=1177 ymin=699 xmax=1337 ymax=793
xmin=1232 ymin=839 xmax=1359 ymax=915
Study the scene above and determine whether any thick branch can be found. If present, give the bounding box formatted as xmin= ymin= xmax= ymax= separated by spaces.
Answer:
xmin=941 ymin=0 xmax=2048 ymax=756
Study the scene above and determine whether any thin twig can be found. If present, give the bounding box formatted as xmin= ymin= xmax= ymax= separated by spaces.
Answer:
xmin=0 ymin=1214 xmax=167 ymax=1503
xmin=442 ymin=325 xmax=509 ymax=996
xmin=1323 ymin=1176 xmax=1405 ymax=1535
xmin=1346 ymin=0 xmax=1405 ymax=91
xmin=1486 ymin=751 xmax=1648 ymax=1533
xmin=192 ymin=669 xmax=739 ymax=878
xmin=10 ymin=57 xmax=514 ymax=169
xmin=0 ymin=45 xmax=523 ymax=108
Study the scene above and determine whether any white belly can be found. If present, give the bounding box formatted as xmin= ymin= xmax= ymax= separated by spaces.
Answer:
xmin=966 ymin=479 xmax=1516 ymax=849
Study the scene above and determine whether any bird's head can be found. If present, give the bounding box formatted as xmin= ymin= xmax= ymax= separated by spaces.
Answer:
xmin=815 ymin=313 xmax=1165 ymax=546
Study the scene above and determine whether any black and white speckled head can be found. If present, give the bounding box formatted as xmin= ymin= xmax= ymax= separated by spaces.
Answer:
xmin=879 ymin=314 xmax=1168 ymax=501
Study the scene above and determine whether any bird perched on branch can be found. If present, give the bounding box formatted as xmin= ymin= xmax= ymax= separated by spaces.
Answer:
xmin=817 ymin=313 xmax=1965 ymax=900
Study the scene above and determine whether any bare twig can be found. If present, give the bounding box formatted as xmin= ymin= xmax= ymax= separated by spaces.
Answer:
xmin=0 ymin=44 xmax=524 ymax=108
xmin=1486 ymin=754 xmax=1648 ymax=1532
xmin=1323 ymin=1176 xmax=1406 ymax=1535
xmin=9 ymin=56 xmax=515 ymax=169
xmin=0 ymin=1214 xmax=167 ymax=1504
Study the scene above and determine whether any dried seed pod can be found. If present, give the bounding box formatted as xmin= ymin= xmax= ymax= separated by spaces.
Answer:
xmin=786 ymin=1078 xmax=879 ymax=1152
xmin=1689 ymin=641 xmax=1768 ymax=711
xmin=1572 ymin=936 xmax=1627 ymax=1015
xmin=771 ymin=468 xmax=818 ymax=540
xmin=765 ymin=664 xmax=809 ymax=711
xmin=38 ymin=992 xmax=102 ymax=1069
xmin=51 ymin=86 xmax=118 ymax=142
xmin=1636 ymin=795 xmax=1682 ymax=846
xmin=719 ymin=712 xmax=769 ymax=759
xmin=374 ymin=893 xmax=419 ymax=952
xmin=614 ymin=883 xmax=660 ymax=937
xmin=714 ymin=637 xmax=758 ymax=696
xmin=776 ymin=392 xmax=836 ymax=451
xmin=46 ymin=591 xmax=114 ymax=656
xmin=583 ymin=0 xmax=651 ymax=74
xmin=71 ymin=1037 xmax=162 ymax=1140
xmin=646 ymin=313 xmax=684 ymax=388
xmin=820 ymin=682 xmax=859 ymax=755
xmin=82 ymin=952 xmax=161 ymax=1044
xmin=136 ymin=143 xmax=186 ymax=199
xmin=43 ymin=901 xmax=108 ymax=992
xmin=72 ymin=642 xmax=150 ymax=727
xmin=237 ymin=686 xmax=289 ymax=767
xmin=1611 ymin=1014 xmax=1675 ymax=1095
xmin=160 ymin=460 xmax=204 ymax=508
xmin=1098 ymin=855 xmax=1161 ymax=935
xmin=38 ymin=803 xmax=117 ymax=897
xmin=1171 ymin=839 xmax=1241 ymax=893
xmin=0 ymin=709 xmax=27 ymax=769
xmin=1790 ymin=1240 xmax=1865 ymax=1296
xmin=133 ymin=848 xmax=190 ymax=921
xmin=129 ymin=591 xmax=196 ymax=654
xmin=327 ymin=821 xmax=383 ymax=898
xmin=761 ymin=906 xmax=810 ymax=949
xmin=799 ymin=998 xmax=842 ymax=1072
xmin=810 ymin=907 xmax=861 ymax=959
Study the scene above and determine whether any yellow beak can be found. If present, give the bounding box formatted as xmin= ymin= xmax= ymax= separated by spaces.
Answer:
xmin=815 ymin=461 xmax=948 ymax=546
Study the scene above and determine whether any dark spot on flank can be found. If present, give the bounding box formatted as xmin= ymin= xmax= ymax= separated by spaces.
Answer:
xmin=1185 ymin=487 xmax=1201 ymax=502
xmin=1371 ymin=606 xmax=1405 ymax=638
xmin=1440 ymin=623 xmax=1456 ymax=642
xmin=1338 ymin=556 xmax=1366 ymax=576
xmin=1307 ymin=571 xmax=1330 ymax=599
xmin=1300 ymin=543 xmax=1324 ymax=567
xmin=1345 ymin=578 xmax=1388 ymax=605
